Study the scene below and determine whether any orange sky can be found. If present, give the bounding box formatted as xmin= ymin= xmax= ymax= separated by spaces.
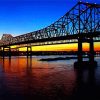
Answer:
xmin=17 ymin=42 xmax=100 ymax=52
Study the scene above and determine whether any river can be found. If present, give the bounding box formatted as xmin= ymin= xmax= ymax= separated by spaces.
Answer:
xmin=0 ymin=56 xmax=100 ymax=100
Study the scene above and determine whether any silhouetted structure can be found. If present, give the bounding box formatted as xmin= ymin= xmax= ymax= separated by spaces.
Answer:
xmin=0 ymin=2 xmax=100 ymax=66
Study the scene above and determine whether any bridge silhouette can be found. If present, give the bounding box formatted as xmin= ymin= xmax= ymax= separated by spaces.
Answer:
xmin=0 ymin=1 xmax=100 ymax=67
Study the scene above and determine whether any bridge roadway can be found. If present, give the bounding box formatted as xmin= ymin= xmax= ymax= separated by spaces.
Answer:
xmin=0 ymin=31 xmax=100 ymax=47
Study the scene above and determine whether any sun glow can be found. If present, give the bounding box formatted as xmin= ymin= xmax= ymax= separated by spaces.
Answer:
xmin=18 ymin=43 xmax=100 ymax=52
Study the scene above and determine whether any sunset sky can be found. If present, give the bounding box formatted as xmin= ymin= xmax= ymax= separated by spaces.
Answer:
xmin=15 ymin=42 xmax=99 ymax=51
xmin=0 ymin=0 xmax=100 ymax=51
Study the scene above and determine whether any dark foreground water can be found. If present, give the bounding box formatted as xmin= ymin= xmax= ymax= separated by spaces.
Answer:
xmin=0 ymin=56 xmax=100 ymax=100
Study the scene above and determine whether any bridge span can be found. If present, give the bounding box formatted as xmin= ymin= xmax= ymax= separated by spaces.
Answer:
xmin=0 ymin=1 xmax=100 ymax=67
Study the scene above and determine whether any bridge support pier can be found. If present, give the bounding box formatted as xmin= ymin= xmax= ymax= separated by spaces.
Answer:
xmin=0 ymin=47 xmax=2 ymax=56
xmin=27 ymin=46 xmax=32 ymax=57
xmin=88 ymin=38 xmax=97 ymax=66
xmin=27 ymin=47 xmax=29 ymax=57
xmin=2 ymin=47 xmax=5 ymax=57
xmin=30 ymin=47 xmax=32 ymax=57
xmin=8 ymin=46 xmax=11 ymax=57
xmin=0 ymin=46 xmax=12 ymax=58
xmin=89 ymin=38 xmax=94 ymax=63
xmin=78 ymin=37 xmax=83 ymax=63
xmin=74 ymin=37 xmax=97 ymax=68
xmin=16 ymin=48 xmax=19 ymax=56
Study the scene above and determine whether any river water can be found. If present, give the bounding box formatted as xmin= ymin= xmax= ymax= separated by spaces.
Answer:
xmin=0 ymin=56 xmax=100 ymax=100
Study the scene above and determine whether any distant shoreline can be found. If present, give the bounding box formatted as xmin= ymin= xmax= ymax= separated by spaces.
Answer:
xmin=0 ymin=51 xmax=100 ymax=57
xmin=39 ymin=56 xmax=88 ymax=61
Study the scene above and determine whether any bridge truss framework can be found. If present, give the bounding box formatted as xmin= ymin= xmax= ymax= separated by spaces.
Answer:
xmin=0 ymin=1 xmax=100 ymax=66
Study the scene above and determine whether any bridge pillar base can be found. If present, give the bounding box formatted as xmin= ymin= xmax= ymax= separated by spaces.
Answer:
xmin=74 ymin=61 xmax=97 ymax=69
xmin=27 ymin=46 xmax=32 ymax=57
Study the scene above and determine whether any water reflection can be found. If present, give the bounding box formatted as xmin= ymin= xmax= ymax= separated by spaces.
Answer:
xmin=0 ymin=56 xmax=100 ymax=100
xmin=0 ymin=56 xmax=76 ymax=100
xmin=73 ymin=67 xmax=100 ymax=100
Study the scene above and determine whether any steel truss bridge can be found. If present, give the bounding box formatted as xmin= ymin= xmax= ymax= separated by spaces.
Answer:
xmin=0 ymin=1 xmax=100 ymax=66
